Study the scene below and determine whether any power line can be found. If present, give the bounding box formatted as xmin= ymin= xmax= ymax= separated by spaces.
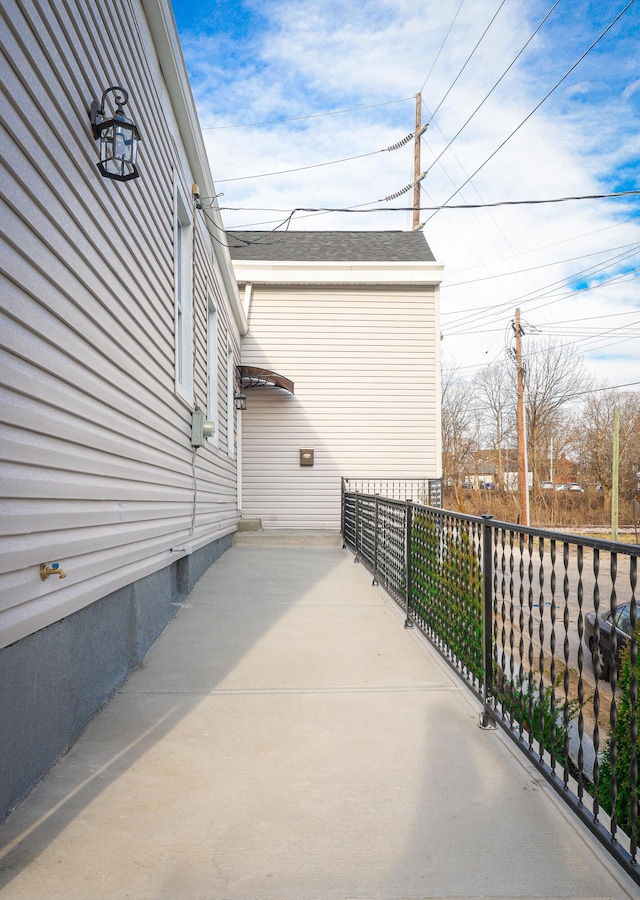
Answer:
xmin=442 ymin=264 xmax=640 ymax=333
xmin=449 ymin=325 xmax=640 ymax=338
xmin=215 ymin=150 xmax=384 ymax=183
xmin=445 ymin=240 xmax=640 ymax=324
xmin=441 ymin=241 xmax=640 ymax=288
xmin=219 ymin=189 xmax=640 ymax=214
xmin=536 ymin=309 xmax=640 ymax=326
xmin=429 ymin=0 xmax=509 ymax=122
xmin=447 ymin=322 xmax=640 ymax=336
xmin=197 ymin=203 xmax=297 ymax=248
xmin=215 ymin=133 xmax=416 ymax=183
xmin=442 ymin=259 xmax=640 ymax=333
xmin=420 ymin=118 xmax=539 ymax=301
xmin=560 ymin=379 xmax=640 ymax=396
xmin=422 ymin=0 xmax=638 ymax=225
xmin=445 ymin=216 xmax=640 ymax=279
xmin=201 ymin=96 xmax=415 ymax=130
xmin=419 ymin=0 xmax=467 ymax=94
xmin=218 ymin=188 xmax=640 ymax=232
xmin=422 ymin=0 xmax=562 ymax=191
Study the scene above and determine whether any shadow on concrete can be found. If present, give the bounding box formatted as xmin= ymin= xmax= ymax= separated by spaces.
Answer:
xmin=0 ymin=544 xmax=344 ymax=889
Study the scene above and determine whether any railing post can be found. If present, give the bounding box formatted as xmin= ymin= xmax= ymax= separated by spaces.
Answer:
xmin=341 ymin=477 xmax=346 ymax=548
xmin=404 ymin=501 xmax=414 ymax=629
xmin=480 ymin=514 xmax=495 ymax=727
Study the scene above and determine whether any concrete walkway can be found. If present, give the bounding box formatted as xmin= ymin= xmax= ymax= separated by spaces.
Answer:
xmin=0 ymin=538 xmax=637 ymax=899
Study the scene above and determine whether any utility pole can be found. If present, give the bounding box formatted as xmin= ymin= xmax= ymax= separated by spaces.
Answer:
xmin=412 ymin=93 xmax=422 ymax=230
xmin=515 ymin=308 xmax=529 ymax=525
xmin=612 ymin=407 xmax=620 ymax=541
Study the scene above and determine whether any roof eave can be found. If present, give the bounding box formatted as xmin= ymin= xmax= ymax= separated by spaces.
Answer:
xmin=142 ymin=0 xmax=248 ymax=334
xmin=230 ymin=259 xmax=444 ymax=286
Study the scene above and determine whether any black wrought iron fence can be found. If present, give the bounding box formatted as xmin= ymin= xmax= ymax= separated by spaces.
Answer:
xmin=342 ymin=477 xmax=442 ymax=506
xmin=342 ymin=488 xmax=640 ymax=886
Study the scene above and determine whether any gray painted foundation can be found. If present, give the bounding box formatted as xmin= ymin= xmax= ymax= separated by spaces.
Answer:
xmin=0 ymin=534 xmax=232 ymax=822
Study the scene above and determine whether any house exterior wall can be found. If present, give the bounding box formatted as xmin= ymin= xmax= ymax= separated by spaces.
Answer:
xmin=0 ymin=0 xmax=243 ymax=817
xmin=239 ymin=281 xmax=442 ymax=528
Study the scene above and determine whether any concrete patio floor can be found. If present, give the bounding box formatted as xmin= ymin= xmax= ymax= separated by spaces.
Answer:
xmin=0 ymin=537 xmax=637 ymax=899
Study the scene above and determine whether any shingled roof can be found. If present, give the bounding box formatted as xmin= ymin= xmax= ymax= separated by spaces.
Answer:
xmin=226 ymin=230 xmax=436 ymax=262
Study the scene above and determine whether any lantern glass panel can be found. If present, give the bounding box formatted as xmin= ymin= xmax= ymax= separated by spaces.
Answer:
xmin=98 ymin=119 xmax=139 ymax=181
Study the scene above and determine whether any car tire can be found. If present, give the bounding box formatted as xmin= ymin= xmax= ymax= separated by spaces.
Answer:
xmin=589 ymin=637 xmax=610 ymax=680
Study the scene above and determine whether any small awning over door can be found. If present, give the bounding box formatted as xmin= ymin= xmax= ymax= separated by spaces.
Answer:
xmin=237 ymin=365 xmax=294 ymax=394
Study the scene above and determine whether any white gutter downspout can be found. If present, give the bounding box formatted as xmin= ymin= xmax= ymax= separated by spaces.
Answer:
xmin=243 ymin=283 xmax=252 ymax=321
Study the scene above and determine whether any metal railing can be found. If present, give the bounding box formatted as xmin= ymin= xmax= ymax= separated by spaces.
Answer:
xmin=342 ymin=488 xmax=640 ymax=886
xmin=341 ymin=477 xmax=443 ymax=506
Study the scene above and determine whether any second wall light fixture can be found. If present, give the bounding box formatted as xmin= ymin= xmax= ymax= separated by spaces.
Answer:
xmin=90 ymin=86 xmax=142 ymax=182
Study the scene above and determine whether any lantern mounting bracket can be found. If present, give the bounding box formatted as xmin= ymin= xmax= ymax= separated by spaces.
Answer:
xmin=90 ymin=86 xmax=130 ymax=138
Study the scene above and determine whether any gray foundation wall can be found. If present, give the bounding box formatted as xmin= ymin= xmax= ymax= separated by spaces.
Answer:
xmin=0 ymin=535 xmax=232 ymax=822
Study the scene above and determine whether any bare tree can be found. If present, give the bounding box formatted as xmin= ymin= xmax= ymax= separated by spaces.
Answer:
xmin=574 ymin=389 xmax=640 ymax=505
xmin=522 ymin=338 xmax=593 ymax=484
xmin=473 ymin=361 xmax=516 ymax=491
xmin=441 ymin=361 xmax=477 ymax=501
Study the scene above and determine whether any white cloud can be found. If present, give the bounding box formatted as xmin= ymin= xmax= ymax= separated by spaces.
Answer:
xmin=622 ymin=77 xmax=640 ymax=99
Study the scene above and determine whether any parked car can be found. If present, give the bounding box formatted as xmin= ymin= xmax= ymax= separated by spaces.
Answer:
xmin=540 ymin=481 xmax=554 ymax=489
xmin=555 ymin=483 xmax=584 ymax=492
xmin=585 ymin=602 xmax=634 ymax=679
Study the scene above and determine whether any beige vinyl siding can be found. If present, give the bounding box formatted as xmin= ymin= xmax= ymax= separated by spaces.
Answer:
xmin=240 ymin=285 xmax=440 ymax=528
xmin=0 ymin=0 xmax=240 ymax=649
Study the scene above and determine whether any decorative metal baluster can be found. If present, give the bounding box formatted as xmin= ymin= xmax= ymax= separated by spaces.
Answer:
xmin=629 ymin=555 xmax=638 ymax=862
xmin=527 ymin=535 xmax=535 ymax=752
xmin=576 ymin=543 xmax=585 ymax=804
xmin=517 ymin=531 xmax=525 ymax=739
xmin=480 ymin=515 xmax=495 ymax=727
xmin=562 ymin=541 xmax=571 ymax=789
xmin=382 ymin=502 xmax=388 ymax=592
xmin=556 ymin=539 xmax=569 ymax=788
xmin=538 ymin=537 xmax=546 ymax=764
xmin=461 ymin=520 xmax=469 ymax=675
xmin=466 ymin=520 xmax=473 ymax=680
xmin=508 ymin=530 xmax=516 ymax=726
xmin=372 ymin=496 xmax=379 ymax=586
xmin=498 ymin=530 xmax=508 ymax=716
xmin=609 ymin=551 xmax=619 ymax=841
xmin=592 ymin=548 xmax=602 ymax=822
xmin=404 ymin=501 xmax=413 ymax=628
xmin=475 ymin=520 xmax=483 ymax=688
xmin=354 ymin=493 xmax=360 ymax=563
xmin=549 ymin=539 xmax=558 ymax=774
xmin=492 ymin=529 xmax=500 ymax=710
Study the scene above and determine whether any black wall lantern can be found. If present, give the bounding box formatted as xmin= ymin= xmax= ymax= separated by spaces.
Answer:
xmin=234 ymin=388 xmax=247 ymax=411
xmin=90 ymin=86 xmax=141 ymax=182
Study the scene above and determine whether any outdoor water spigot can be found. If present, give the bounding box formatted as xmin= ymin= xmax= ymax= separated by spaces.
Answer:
xmin=40 ymin=562 xmax=67 ymax=581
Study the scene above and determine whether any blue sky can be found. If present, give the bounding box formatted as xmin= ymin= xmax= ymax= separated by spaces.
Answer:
xmin=171 ymin=0 xmax=640 ymax=387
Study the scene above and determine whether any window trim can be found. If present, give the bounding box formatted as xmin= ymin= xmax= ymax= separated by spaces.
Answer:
xmin=226 ymin=340 xmax=235 ymax=458
xmin=206 ymin=289 xmax=220 ymax=445
xmin=174 ymin=178 xmax=193 ymax=403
